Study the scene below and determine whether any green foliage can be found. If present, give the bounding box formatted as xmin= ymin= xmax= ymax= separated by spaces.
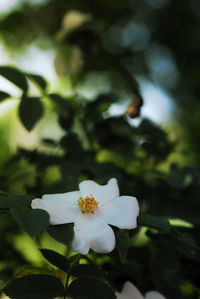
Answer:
xmin=49 ymin=93 xmax=75 ymax=131
xmin=0 ymin=64 xmax=199 ymax=297
xmin=138 ymin=214 xmax=171 ymax=233
xmin=25 ymin=73 xmax=47 ymax=91
xmin=10 ymin=207 xmax=49 ymax=238
xmin=3 ymin=274 xmax=64 ymax=299
xmin=0 ymin=1 xmax=200 ymax=298
xmin=114 ymin=228 xmax=130 ymax=262
xmin=168 ymin=163 xmax=193 ymax=189
xmin=0 ymin=195 xmax=11 ymax=209
xmin=19 ymin=95 xmax=44 ymax=131
xmin=40 ymin=249 xmax=70 ymax=272
xmin=70 ymin=264 xmax=106 ymax=279
xmin=67 ymin=277 xmax=115 ymax=299
xmin=47 ymin=223 xmax=74 ymax=247
xmin=0 ymin=66 xmax=28 ymax=92
xmin=0 ymin=91 xmax=10 ymax=101
xmin=0 ymin=194 xmax=33 ymax=210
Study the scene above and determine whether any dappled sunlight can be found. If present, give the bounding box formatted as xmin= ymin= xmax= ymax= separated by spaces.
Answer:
xmin=0 ymin=0 xmax=199 ymax=298
xmin=109 ymin=79 xmax=174 ymax=125
xmin=0 ymin=0 xmax=48 ymax=15
xmin=0 ymin=0 xmax=20 ymax=14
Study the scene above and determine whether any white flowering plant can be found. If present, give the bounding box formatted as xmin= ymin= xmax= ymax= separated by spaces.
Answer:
xmin=0 ymin=65 xmax=199 ymax=299
xmin=3 ymin=176 xmax=170 ymax=299
xmin=31 ymin=178 xmax=139 ymax=255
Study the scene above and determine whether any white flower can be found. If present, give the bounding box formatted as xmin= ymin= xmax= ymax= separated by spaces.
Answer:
xmin=31 ymin=178 xmax=139 ymax=254
xmin=116 ymin=281 xmax=166 ymax=299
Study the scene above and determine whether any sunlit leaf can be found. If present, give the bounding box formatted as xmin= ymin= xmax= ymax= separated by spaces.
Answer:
xmin=0 ymin=91 xmax=10 ymax=101
xmin=40 ymin=249 xmax=70 ymax=272
xmin=26 ymin=73 xmax=47 ymax=90
xmin=0 ymin=66 xmax=28 ymax=92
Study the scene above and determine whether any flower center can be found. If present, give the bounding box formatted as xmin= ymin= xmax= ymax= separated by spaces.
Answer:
xmin=78 ymin=195 xmax=98 ymax=214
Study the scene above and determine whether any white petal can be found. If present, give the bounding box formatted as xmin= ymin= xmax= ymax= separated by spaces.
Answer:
xmin=145 ymin=291 xmax=166 ymax=299
xmin=116 ymin=281 xmax=144 ymax=299
xmin=31 ymin=191 xmax=81 ymax=225
xmin=72 ymin=214 xmax=115 ymax=254
xmin=79 ymin=178 xmax=119 ymax=205
xmin=42 ymin=191 xmax=80 ymax=201
xmin=95 ymin=196 xmax=139 ymax=229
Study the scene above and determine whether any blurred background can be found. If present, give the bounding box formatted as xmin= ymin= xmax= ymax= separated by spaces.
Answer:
xmin=0 ymin=0 xmax=200 ymax=298
xmin=0 ymin=0 xmax=200 ymax=164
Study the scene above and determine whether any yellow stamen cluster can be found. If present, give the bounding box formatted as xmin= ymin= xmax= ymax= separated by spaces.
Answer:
xmin=78 ymin=195 xmax=98 ymax=214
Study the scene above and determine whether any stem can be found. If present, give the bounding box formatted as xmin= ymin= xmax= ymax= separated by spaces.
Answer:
xmin=63 ymin=254 xmax=80 ymax=299
xmin=63 ymin=273 xmax=70 ymax=299
xmin=64 ymin=246 xmax=71 ymax=259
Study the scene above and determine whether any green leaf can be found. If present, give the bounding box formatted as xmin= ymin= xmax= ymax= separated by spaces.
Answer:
xmin=169 ymin=229 xmax=200 ymax=262
xmin=48 ymin=93 xmax=71 ymax=112
xmin=71 ymin=264 xmax=106 ymax=279
xmin=18 ymin=95 xmax=44 ymax=131
xmin=3 ymin=274 xmax=64 ymax=299
xmin=114 ymin=228 xmax=129 ymax=261
xmin=47 ymin=223 xmax=74 ymax=246
xmin=10 ymin=207 xmax=50 ymax=237
xmin=67 ymin=278 xmax=115 ymax=299
xmin=138 ymin=214 xmax=171 ymax=232
xmin=10 ymin=194 xmax=33 ymax=208
xmin=26 ymin=73 xmax=47 ymax=90
xmin=0 ymin=66 xmax=28 ymax=92
xmin=68 ymin=253 xmax=80 ymax=264
xmin=0 ymin=194 xmax=33 ymax=210
xmin=40 ymin=249 xmax=70 ymax=272
xmin=0 ymin=91 xmax=10 ymax=101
